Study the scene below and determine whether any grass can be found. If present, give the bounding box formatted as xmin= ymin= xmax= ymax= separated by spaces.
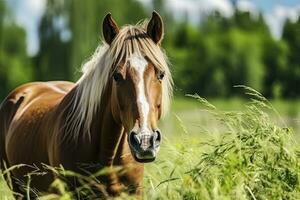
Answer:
xmin=0 ymin=90 xmax=300 ymax=199
xmin=145 ymin=91 xmax=300 ymax=199
xmin=0 ymin=174 xmax=14 ymax=199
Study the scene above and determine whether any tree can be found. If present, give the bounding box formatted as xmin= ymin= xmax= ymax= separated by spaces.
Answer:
xmin=34 ymin=0 xmax=71 ymax=81
xmin=0 ymin=0 xmax=33 ymax=99
xmin=262 ymin=38 xmax=288 ymax=98
xmin=281 ymin=18 xmax=300 ymax=97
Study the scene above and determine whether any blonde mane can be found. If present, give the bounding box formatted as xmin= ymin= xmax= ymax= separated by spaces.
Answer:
xmin=64 ymin=22 xmax=173 ymax=141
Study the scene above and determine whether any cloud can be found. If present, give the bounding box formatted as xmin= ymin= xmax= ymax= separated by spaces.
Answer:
xmin=165 ymin=0 xmax=234 ymax=24
xmin=27 ymin=0 xmax=46 ymax=16
xmin=237 ymin=0 xmax=257 ymax=13
xmin=13 ymin=0 xmax=46 ymax=56
xmin=136 ymin=0 xmax=152 ymax=7
xmin=264 ymin=5 xmax=300 ymax=39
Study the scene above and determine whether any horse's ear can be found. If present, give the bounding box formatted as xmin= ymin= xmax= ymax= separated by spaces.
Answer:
xmin=102 ymin=13 xmax=119 ymax=45
xmin=147 ymin=11 xmax=164 ymax=44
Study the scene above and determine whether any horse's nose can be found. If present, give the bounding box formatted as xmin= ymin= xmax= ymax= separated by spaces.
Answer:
xmin=128 ymin=129 xmax=161 ymax=162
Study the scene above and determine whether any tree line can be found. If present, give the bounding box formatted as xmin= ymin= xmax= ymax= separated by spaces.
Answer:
xmin=0 ymin=0 xmax=299 ymax=100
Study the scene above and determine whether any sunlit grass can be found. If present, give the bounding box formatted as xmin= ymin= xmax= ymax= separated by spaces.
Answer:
xmin=145 ymin=89 xmax=300 ymax=199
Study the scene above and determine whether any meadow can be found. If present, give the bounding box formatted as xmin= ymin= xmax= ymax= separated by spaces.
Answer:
xmin=0 ymin=89 xmax=300 ymax=199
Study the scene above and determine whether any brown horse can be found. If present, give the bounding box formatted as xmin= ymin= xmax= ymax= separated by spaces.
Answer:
xmin=0 ymin=11 xmax=172 ymax=197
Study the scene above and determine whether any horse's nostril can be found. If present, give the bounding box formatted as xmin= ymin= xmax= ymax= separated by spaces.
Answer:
xmin=151 ymin=129 xmax=161 ymax=148
xmin=155 ymin=129 xmax=161 ymax=142
xmin=129 ymin=129 xmax=161 ymax=154
xmin=129 ymin=131 xmax=140 ymax=147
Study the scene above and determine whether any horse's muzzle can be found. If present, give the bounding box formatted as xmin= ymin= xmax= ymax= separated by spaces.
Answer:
xmin=128 ymin=129 xmax=161 ymax=163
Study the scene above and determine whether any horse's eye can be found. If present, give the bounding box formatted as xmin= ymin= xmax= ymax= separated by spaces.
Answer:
xmin=113 ymin=72 xmax=123 ymax=82
xmin=157 ymin=71 xmax=165 ymax=80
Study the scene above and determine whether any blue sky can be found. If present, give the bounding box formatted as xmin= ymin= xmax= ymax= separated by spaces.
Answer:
xmin=7 ymin=0 xmax=300 ymax=56
xmin=252 ymin=0 xmax=300 ymax=11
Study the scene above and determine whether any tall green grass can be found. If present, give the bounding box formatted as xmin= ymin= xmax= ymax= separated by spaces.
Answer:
xmin=0 ymin=88 xmax=299 ymax=199
xmin=144 ymin=87 xmax=300 ymax=199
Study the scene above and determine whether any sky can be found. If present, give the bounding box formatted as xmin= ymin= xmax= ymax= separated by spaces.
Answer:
xmin=6 ymin=0 xmax=300 ymax=56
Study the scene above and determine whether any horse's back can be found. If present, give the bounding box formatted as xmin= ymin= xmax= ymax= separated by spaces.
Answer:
xmin=0 ymin=81 xmax=74 ymax=167
xmin=0 ymin=81 xmax=74 ymax=192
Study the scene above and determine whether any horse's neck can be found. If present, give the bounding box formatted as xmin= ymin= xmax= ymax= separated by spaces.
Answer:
xmin=89 ymin=84 xmax=136 ymax=167
xmin=71 ymin=82 xmax=125 ymax=166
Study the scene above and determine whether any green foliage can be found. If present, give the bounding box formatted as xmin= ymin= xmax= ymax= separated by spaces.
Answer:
xmin=34 ymin=0 xmax=71 ymax=81
xmin=168 ymin=10 xmax=271 ymax=97
xmin=262 ymin=38 xmax=288 ymax=98
xmin=0 ymin=1 xmax=33 ymax=99
xmin=281 ymin=18 xmax=300 ymax=97
xmin=1 ymin=0 xmax=300 ymax=99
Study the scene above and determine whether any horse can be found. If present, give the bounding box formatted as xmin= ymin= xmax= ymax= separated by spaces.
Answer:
xmin=0 ymin=11 xmax=172 ymax=198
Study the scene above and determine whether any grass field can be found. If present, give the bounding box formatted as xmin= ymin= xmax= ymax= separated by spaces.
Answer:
xmin=144 ymin=94 xmax=300 ymax=199
xmin=1 ymin=91 xmax=300 ymax=199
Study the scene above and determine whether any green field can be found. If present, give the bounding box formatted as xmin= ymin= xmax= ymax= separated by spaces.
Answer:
xmin=1 ymin=95 xmax=300 ymax=199
xmin=145 ymin=96 xmax=300 ymax=199
xmin=162 ymin=96 xmax=300 ymax=139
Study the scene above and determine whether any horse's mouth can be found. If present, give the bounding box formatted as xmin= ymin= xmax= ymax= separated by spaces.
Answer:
xmin=129 ymin=147 xmax=158 ymax=163
xmin=133 ymin=154 xmax=156 ymax=163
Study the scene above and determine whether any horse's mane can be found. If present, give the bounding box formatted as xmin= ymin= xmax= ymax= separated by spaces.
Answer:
xmin=64 ymin=21 xmax=173 ymax=141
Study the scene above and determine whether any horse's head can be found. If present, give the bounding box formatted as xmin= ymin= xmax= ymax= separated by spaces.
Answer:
xmin=103 ymin=12 xmax=170 ymax=163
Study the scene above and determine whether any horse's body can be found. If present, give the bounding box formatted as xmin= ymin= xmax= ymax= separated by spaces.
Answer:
xmin=0 ymin=81 xmax=142 ymax=194
xmin=0 ymin=12 xmax=172 ymax=197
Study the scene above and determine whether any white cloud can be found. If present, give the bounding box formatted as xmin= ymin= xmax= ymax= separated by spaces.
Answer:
xmin=264 ymin=5 xmax=300 ymax=39
xmin=13 ymin=0 xmax=46 ymax=56
xmin=165 ymin=0 xmax=234 ymax=24
xmin=26 ymin=0 xmax=46 ymax=16
xmin=136 ymin=0 xmax=152 ymax=7
xmin=237 ymin=0 xmax=257 ymax=13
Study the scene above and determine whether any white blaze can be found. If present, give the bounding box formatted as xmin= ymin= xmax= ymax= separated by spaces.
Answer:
xmin=129 ymin=53 xmax=150 ymax=133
